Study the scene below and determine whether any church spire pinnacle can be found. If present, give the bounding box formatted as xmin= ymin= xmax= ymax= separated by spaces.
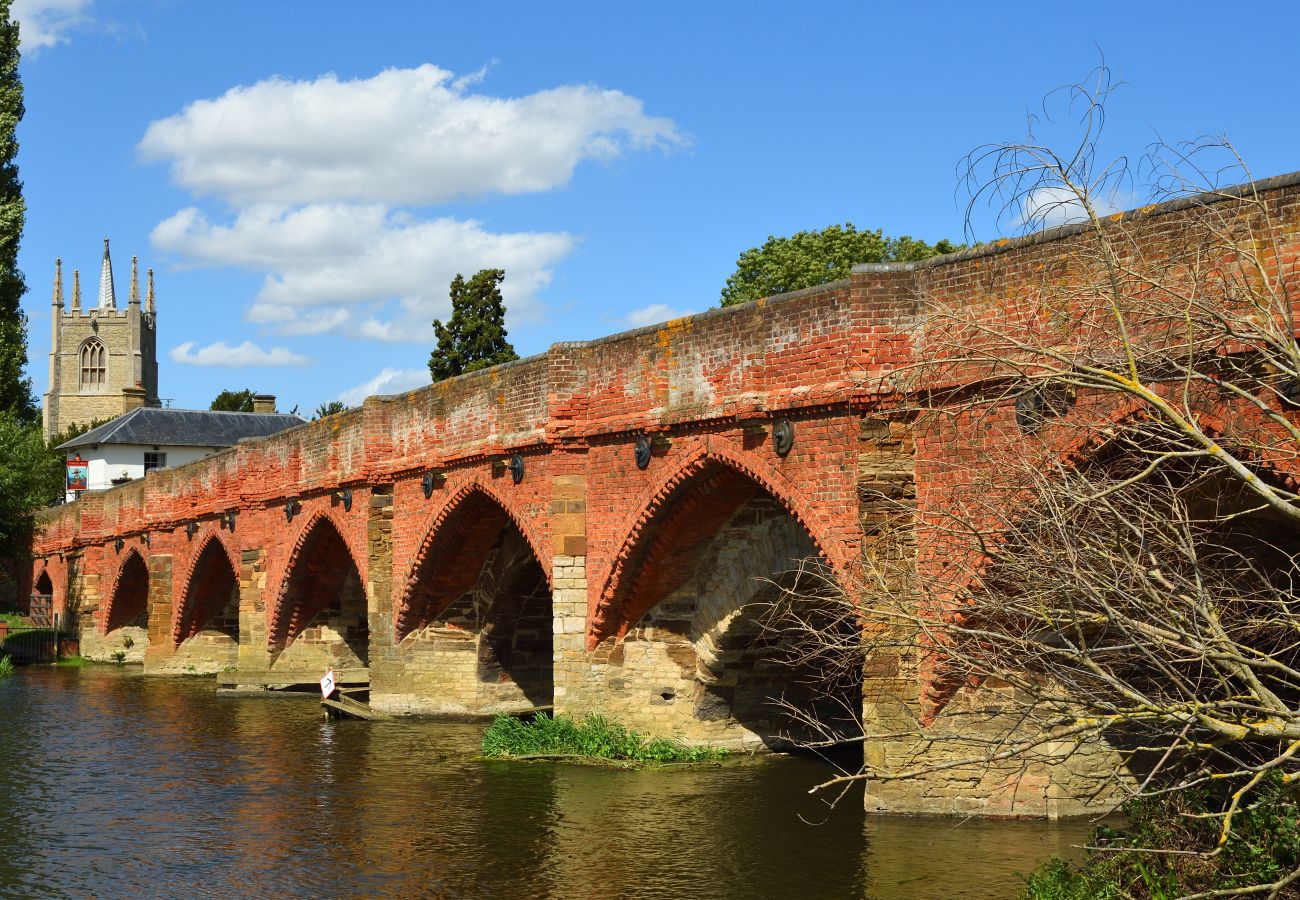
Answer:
xmin=97 ymin=238 xmax=116 ymax=309
xmin=71 ymin=269 xmax=81 ymax=311
xmin=53 ymin=259 xmax=63 ymax=308
xmin=145 ymin=268 xmax=155 ymax=314
xmin=129 ymin=256 xmax=140 ymax=307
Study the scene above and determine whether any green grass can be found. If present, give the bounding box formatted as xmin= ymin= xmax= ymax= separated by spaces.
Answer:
xmin=0 ymin=655 xmax=13 ymax=678
xmin=54 ymin=655 xmax=88 ymax=667
xmin=482 ymin=713 xmax=727 ymax=764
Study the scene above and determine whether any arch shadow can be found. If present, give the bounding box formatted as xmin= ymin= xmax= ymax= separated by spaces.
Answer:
xmin=590 ymin=445 xmax=863 ymax=749
xmin=269 ymin=512 xmax=369 ymax=668
xmin=397 ymin=481 xmax=553 ymax=709
xmin=103 ymin=547 xmax=149 ymax=634
xmin=173 ymin=532 xmax=241 ymax=648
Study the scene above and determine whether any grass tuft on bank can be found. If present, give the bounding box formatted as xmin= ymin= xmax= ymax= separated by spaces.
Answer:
xmin=1023 ymin=774 xmax=1300 ymax=899
xmin=482 ymin=713 xmax=726 ymax=764
xmin=0 ymin=655 xmax=12 ymax=678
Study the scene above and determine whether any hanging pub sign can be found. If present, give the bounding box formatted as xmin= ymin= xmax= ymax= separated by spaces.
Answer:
xmin=66 ymin=454 xmax=89 ymax=493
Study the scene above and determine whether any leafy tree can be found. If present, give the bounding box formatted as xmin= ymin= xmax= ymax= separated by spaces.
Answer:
xmin=313 ymin=401 xmax=347 ymax=419
xmin=0 ymin=5 xmax=33 ymax=423
xmin=210 ymin=388 xmax=256 ymax=412
xmin=0 ymin=412 xmax=62 ymax=581
xmin=719 ymin=224 xmax=962 ymax=307
xmin=428 ymin=269 xmax=519 ymax=381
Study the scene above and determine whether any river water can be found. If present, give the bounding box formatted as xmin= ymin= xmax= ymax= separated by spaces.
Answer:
xmin=0 ymin=666 xmax=1093 ymax=898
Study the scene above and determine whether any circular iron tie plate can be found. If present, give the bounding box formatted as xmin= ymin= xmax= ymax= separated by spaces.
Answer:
xmin=773 ymin=419 xmax=795 ymax=457
xmin=634 ymin=434 xmax=652 ymax=470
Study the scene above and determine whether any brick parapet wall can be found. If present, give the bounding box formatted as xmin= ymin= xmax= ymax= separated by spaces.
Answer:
xmin=33 ymin=274 xmax=886 ymax=555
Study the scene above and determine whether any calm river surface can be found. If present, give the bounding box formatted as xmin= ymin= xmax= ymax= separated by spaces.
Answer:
xmin=0 ymin=666 xmax=1092 ymax=898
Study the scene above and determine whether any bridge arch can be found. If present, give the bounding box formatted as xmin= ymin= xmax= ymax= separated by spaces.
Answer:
xmin=588 ymin=442 xmax=862 ymax=748
xmin=173 ymin=531 xmax=241 ymax=649
xmin=395 ymin=479 xmax=554 ymax=710
xmin=591 ymin=442 xmax=848 ymax=648
xmin=29 ymin=560 xmax=64 ymax=622
xmin=102 ymin=546 xmax=150 ymax=635
xmin=268 ymin=511 xmax=369 ymax=668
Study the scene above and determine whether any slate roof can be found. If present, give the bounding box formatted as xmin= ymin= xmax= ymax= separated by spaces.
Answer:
xmin=57 ymin=407 xmax=306 ymax=451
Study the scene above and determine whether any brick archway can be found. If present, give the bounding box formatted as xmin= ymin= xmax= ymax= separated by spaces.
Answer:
xmin=395 ymin=479 xmax=551 ymax=641
xmin=173 ymin=530 xmax=241 ymax=647
xmin=588 ymin=443 xmax=847 ymax=649
xmin=267 ymin=511 xmax=367 ymax=655
xmin=102 ymin=547 xmax=149 ymax=634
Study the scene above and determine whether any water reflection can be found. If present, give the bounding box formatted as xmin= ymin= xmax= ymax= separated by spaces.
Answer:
xmin=0 ymin=667 xmax=1090 ymax=898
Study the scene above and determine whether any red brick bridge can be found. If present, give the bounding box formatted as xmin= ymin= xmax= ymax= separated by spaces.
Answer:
xmin=30 ymin=175 xmax=1300 ymax=816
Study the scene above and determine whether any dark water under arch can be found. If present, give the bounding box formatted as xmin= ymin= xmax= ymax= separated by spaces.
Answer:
xmin=0 ymin=666 xmax=1090 ymax=898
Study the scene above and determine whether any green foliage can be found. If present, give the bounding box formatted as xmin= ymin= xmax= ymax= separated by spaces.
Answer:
xmin=0 ymin=654 xmax=12 ymax=678
xmin=54 ymin=655 xmax=87 ymax=667
xmin=719 ymin=223 xmax=964 ymax=307
xmin=0 ymin=412 xmax=62 ymax=577
xmin=428 ymin=269 xmax=519 ymax=381
xmin=313 ymin=401 xmax=347 ymax=420
xmin=0 ymin=610 xmax=30 ymax=633
xmin=210 ymin=388 xmax=257 ymax=412
xmin=1023 ymin=775 xmax=1300 ymax=899
xmin=482 ymin=712 xmax=726 ymax=763
xmin=110 ymin=650 xmax=125 ymax=665
xmin=0 ymin=5 xmax=31 ymax=424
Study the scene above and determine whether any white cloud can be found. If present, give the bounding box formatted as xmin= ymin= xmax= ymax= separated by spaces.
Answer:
xmin=170 ymin=340 xmax=311 ymax=368
xmin=12 ymin=0 xmax=91 ymax=49
xmin=152 ymin=204 xmax=574 ymax=341
xmin=1020 ymin=185 xmax=1134 ymax=230
xmin=139 ymin=64 xmax=685 ymax=207
xmin=626 ymin=303 xmax=695 ymax=328
xmin=338 ymin=367 xmax=428 ymax=406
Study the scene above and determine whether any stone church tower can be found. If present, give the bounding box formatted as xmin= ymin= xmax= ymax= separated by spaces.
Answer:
xmin=42 ymin=239 xmax=160 ymax=442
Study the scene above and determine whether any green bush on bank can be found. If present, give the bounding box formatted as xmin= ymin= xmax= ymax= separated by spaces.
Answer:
xmin=482 ymin=713 xmax=726 ymax=764
xmin=0 ymin=655 xmax=13 ymax=678
xmin=0 ymin=611 xmax=32 ymax=633
xmin=1024 ymin=775 xmax=1300 ymax=899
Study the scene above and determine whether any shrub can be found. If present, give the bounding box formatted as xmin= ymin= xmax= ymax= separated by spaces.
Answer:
xmin=1024 ymin=774 xmax=1300 ymax=899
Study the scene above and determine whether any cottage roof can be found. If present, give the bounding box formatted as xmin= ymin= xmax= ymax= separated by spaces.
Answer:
xmin=57 ymin=406 xmax=305 ymax=451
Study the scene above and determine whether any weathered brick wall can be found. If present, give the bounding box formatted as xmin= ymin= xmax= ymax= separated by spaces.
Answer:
xmin=28 ymin=175 xmax=1300 ymax=817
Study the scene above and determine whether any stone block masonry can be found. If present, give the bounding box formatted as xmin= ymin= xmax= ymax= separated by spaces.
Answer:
xmin=29 ymin=174 xmax=1300 ymax=817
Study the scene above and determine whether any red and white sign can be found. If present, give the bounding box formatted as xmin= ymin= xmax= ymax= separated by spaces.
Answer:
xmin=320 ymin=667 xmax=336 ymax=698
xmin=66 ymin=454 xmax=89 ymax=493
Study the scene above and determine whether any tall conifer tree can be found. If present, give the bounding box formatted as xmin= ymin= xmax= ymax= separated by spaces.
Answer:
xmin=0 ymin=3 xmax=32 ymax=423
xmin=428 ymin=269 xmax=519 ymax=381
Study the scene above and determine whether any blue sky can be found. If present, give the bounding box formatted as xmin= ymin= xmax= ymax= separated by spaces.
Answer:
xmin=13 ymin=1 xmax=1300 ymax=414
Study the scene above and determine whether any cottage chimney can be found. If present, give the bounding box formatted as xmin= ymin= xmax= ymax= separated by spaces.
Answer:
xmin=252 ymin=394 xmax=277 ymax=414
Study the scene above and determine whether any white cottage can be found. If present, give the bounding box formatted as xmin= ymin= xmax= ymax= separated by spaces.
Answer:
xmin=57 ymin=403 xmax=305 ymax=502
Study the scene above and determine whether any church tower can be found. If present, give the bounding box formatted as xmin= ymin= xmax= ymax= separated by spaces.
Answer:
xmin=43 ymin=239 xmax=160 ymax=441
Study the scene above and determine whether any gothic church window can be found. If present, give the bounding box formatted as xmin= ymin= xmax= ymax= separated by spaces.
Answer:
xmin=79 ymin=338 xmax=107 ymax=391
